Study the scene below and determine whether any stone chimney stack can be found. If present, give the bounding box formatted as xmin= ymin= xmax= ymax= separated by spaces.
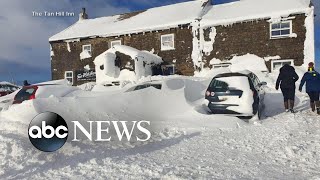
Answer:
xmin=79 ymin=8 xmax=88 ymax=21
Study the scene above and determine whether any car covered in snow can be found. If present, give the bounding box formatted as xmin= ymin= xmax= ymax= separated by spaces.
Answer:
xmin=0 ymin=82 xmax=20 ymax=97
xmin=125 ymin=81 xmax=162 ymax=92
xmin=205 ymin=71 xmax=267 ymax=119
xmin=13 ymin=84 xmax=79 ymax=104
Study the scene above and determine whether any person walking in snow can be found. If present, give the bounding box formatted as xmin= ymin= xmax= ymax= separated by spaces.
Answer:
xmin=299 ymin=62 xmax=320 ymax=115
xmin=275 ymin=64 xmax=299 ymax=113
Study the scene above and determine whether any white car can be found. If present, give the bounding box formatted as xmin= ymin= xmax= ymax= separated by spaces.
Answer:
xmin=125 ymin=81 xmax=162 ymax=92
xmin=12 ymin=84 xmax=79 ymax=104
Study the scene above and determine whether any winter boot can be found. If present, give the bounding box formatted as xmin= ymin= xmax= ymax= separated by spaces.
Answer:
xmin=316 ymin=101 xmax=320 ymax=115
xmin=310 ymin=102 xmax=316 ymax=112
xmin=289 ymin=100 xmax=295 ymax=113
xmin=284 ymin=101 xmax=289 ymax=112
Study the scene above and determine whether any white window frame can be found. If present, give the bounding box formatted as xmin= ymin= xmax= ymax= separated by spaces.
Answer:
xmin=64 ymin=71 xmax=74 ymax=85
xmin=271 ymin=59 xmax=294 ymax=72
xmin=270 ymin=20 xmax=292 ymax=39
xmin=161 ymin=34 xmax=175 ymax=51
xmin=82 ymin=44 xmax=92 ymax=55
xmin=213 ymin=63 xmax=231 ymax=69
xmin=111 ymin=40 xmax=122 ymax=47
xmin=162 ymin=64 xmax=176 ymax=75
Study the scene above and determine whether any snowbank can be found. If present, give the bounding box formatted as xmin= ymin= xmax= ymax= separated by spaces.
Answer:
xmin=229 ymin=54 xmax=268 ymax=72
xmin=35 ymin=79 xmax=71 ymax=86
xmin=195 ymin=54 xmax=268 ymax=78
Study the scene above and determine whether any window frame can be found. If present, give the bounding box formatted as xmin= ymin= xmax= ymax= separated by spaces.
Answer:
xmin=64 ymin=71 xmax=74 ymax=85
xmin=162 ymin=64 xmax=176 ymax=75
xmin=161 ymin=34 xmax=175 ymax=51
xmin=213 ymin=63 xmax=231 ymax=69
xmin=110 ymin=40 xmax=122 ymax=48
xmin=271 ymin=59 xmax=294 ymax=72
xmin=82 ymin=44 xmax=92 ymax=55
xmin=270 ymin=20 xmax=292 ymax=39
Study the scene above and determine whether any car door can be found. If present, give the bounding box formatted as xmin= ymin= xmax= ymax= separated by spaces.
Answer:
xmin=251 ymin=73 xmax=265 ymax=105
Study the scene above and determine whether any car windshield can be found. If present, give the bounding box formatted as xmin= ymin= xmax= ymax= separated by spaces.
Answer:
xmin=134 ymin=84 xmax=162 ymax=91
xmin=209 ymin=79 xmax=229 ymax=92
xmin=209 ymin=76 xmax=250 ymax=92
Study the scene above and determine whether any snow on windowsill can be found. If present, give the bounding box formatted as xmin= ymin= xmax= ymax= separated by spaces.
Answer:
xmin=264 ymin=55 xmax=281 ymax=62
xmin=80 ymin=50 xmax=92 ymax=60
xmin=161 ymin=47 xmax=175 ymax=51
xmin=270 ymin=33 xmax=297 ymax=39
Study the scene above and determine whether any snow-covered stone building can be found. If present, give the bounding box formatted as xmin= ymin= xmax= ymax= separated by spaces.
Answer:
xmin=49 ymin=0 xmax=315 ymax=85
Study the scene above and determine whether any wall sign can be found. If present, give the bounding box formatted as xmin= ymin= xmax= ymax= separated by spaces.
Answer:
xmin=76 ymin=70 xmax=96 ymax=81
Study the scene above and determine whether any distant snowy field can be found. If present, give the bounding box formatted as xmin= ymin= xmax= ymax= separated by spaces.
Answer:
xmin=0 ymin=72 xmax=320 ymax=179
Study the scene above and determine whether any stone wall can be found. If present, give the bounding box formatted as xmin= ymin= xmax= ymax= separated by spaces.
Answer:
xmin=203 ymin=14 xmax=307 ymax=70
xmin=50 ymin=14 xmax=308 ymax=85
xmin=51 ymin=26 xmax=194 ymax=85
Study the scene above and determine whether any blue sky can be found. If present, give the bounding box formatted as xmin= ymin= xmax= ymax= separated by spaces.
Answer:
xmin=0 ymin=0 xmax=319 ymax=85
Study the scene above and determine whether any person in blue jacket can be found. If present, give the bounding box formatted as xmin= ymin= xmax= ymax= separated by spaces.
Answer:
xmin=299 ymin=62 xmax=320 ymax=114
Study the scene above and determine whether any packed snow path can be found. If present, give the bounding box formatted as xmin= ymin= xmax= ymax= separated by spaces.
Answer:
xmin=0 ymin=80 xmax=320 ymax=179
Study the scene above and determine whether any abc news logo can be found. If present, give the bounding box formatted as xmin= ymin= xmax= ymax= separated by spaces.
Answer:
xmin=28 ymin=112 xmax=151 ymax=152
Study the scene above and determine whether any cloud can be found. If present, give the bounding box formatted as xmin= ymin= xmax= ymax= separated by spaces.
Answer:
xmin=0 ymin=0 xmax=129 ymax=82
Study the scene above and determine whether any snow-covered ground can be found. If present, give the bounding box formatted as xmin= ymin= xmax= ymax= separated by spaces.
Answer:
xmin=0 ymin=73 xmax=319 ymax=179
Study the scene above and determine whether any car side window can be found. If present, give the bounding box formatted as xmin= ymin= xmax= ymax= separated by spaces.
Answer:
xmin=249 ymin=74 xmax=259 ymax=88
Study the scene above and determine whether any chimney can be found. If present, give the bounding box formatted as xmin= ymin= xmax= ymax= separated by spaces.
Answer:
xmin=79 ymin=8 xmax=88 ymax=21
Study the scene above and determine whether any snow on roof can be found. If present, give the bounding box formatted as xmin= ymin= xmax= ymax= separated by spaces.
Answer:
xmin=94 ymin=45 xmax=162 ymax=65
xmin=0 ymin=81 xmax=17 ymax=86
xmin=201 ymin=0 xmax=311 ymax=27
xmin=49 ymin=0 xmax=311 ymax=42
xmin=49 ymin=1 xmax=205 ymax=42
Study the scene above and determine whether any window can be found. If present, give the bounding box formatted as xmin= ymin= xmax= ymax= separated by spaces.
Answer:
xmin=82 ymin=44 xmax=92 ymax=55
xmin=161 ymin=34 xmax=175 ymax=51
xmin=213 ymin=63 xmax=231 ymax=69
xmin=111 ymin=40 xmax=121 ymax=47
xmin=161 ymin=64 xmax=176 ymax=75
xmin=65 ymin=71 xmax=73 ymax=85
xmin=271 ymin=59 xmax=294 ymax=72
xmin=270 ymin=21 xmax=292 ymax=39
xmin=100 ymin=65 xmax=104 ymax=70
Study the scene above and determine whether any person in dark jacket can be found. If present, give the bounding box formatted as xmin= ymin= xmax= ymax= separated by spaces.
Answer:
xmin=299 ymin=62 xmax=320 ymax=114
xmin=275 ymin=64 xmax=299 ymax=113
xmin=23 ymin=80 xmax=30 ymax=86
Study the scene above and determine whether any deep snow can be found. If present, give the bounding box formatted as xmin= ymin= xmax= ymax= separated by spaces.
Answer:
xmin=0 ymin=73 xmax=320 ymax=179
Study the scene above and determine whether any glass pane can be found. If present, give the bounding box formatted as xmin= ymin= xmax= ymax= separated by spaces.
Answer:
xmin=272 ymin=23 xmax=280 ymax=29
xmin=272 ymin=30 xmax=281 ymax=36
xmin=209 ymin=79 xmax=229 ymax=92
xmin=281 ymin=22 xmax=290 ymax=28
xmin=67 ymin=78 xmax=73 ymax=83
xmin=162 ymin=36 xmax=172 ymax=41
xmin=280 ymin=29 xmax=290 ymax=35
xmin=84 ymin=46 xmax=91 ymax=51
xmin=273 ymin=62 xmax=282 ymax=71
xmin=282 ymin=61 xmax=292 ymax=65
xmin=111 ymin=41 xmax=121 ymax=47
